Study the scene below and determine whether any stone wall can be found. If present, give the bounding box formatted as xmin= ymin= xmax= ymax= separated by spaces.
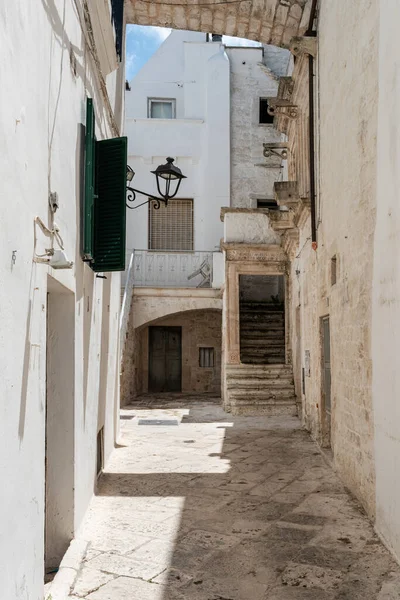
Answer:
xmin=285 ymin=0 xmax=379 ymax=518
xmin=228 ymin=47 xmax=282 ymax=208
xmin=134 ymin=310 xmax=222 ymax=397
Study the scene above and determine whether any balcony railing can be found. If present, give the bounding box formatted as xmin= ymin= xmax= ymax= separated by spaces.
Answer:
xmin=127 ymin=250 xmax=215 ymax=288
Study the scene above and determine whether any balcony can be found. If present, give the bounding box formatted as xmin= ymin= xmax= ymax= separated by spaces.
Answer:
xmin=124 ymin=250 xmax=220 ymax=289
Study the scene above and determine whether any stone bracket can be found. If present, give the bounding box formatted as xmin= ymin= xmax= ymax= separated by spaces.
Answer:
xmin=274 ymin=181 xmax=300 ymax=210
xmin=263 ymin=142 xmax=289 ymax=160
xmin=289 ymin=36 xmax=317 ymax=58
xmin=267 ymin=99 xmax=298 ymax=120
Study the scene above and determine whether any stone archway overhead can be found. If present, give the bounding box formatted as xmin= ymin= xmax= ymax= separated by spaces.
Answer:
xmin=125 ymin=0 xmax=312 ymax=48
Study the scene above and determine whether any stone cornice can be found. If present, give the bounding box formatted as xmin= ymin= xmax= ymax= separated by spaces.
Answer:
xmin=222 ymin=243 xmax=287 ymax=264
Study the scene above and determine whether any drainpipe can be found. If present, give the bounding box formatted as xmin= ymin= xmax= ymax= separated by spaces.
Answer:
xmin=306 ymin=0 xmax=318 ymax=250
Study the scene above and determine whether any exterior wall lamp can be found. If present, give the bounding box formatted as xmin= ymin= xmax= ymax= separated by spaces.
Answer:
xmin=126 ymin=157 xmax=187 ymax=210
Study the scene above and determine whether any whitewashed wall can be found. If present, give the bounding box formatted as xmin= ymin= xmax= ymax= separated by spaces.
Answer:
xmin=372 ymin=1 xmax=400 ymax=562
xmin=0 ymin=1 xmax=124 ymax=597
xmin=125 ymin=31 xmax=230 ymax=253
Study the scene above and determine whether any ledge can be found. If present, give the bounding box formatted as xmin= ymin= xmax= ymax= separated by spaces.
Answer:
xmin=126 ymin=118 xmax=204 ymax=125
xmin=220 ymin=207 xmax=270 ymax=221
xmin=133 ymin=287 xmax=221 ymax=298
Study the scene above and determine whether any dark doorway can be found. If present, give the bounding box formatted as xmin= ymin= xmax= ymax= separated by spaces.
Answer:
xmin=321 ymin=316 xmax=331 ymax=445
xmin=148 ymin=326 xmax=182 ymax=392
xmin=239 ymin=275 xmax=285 ymax=364
xmin=45 ymin=278 xmax=75 ymax=578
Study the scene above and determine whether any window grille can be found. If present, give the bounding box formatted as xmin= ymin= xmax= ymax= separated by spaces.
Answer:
xmin=148 ymin=199 xmax=193 ymax=251
xmin=199 ymin=347 xmax=215 ymax=368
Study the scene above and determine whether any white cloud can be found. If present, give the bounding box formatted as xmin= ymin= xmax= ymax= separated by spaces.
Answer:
xmin=223 ymin=36 xmax=262 ymax=47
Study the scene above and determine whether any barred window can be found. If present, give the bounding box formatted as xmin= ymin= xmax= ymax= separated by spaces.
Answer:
xmin=148 ymin=199 xmax=193 ymax=251
xmin=199 ymin=347 xmax=215 ymax=368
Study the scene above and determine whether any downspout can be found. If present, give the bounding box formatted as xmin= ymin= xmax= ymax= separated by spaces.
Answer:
xmin=306 ymin=0 xmax=318 ymax=249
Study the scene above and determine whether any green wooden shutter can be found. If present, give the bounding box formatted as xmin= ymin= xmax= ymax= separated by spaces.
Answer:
xmin=92 ymin=136 xmax=127 ymax=272
xmin=83 ymin=98 xmax=96 ymax=260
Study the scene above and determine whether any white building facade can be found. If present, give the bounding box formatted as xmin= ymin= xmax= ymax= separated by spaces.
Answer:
xmin=121 ymin=31 xmax=288 ymax=401
xmin=0 ymin=2 xmax=126 ymax=597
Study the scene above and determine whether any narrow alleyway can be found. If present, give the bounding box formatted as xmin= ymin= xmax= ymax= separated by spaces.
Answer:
xmin=66 ymin=398 xmax=400 ymax=599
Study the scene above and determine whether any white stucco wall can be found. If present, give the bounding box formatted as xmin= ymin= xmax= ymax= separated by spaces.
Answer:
xmin=372 ymin=1 xmax=400 ymax=562
xmin=125 ymin=31 xmax=230 ymax=253
xmin=0 ymin=2 xmax=124 ymax=597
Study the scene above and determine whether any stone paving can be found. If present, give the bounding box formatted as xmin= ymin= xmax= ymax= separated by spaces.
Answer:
xmin=67 ymin=397 xmax=400 ymax=599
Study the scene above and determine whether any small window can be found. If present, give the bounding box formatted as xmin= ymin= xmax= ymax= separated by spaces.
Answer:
xmin=199 ymin=347 xmax=215 ymax=368
xmin=257 ymin=199 xmax=279 ymax=210
xmin=331 ymin=255 xmax=337 ymax=286
xmin=259 ymin=98 xmax=274 ymax=124
xmin=148 ymin=98 xmax=176 ymax=119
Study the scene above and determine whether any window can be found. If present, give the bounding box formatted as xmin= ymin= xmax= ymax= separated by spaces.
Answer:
xmin=199 ymin=347 xmax=215 ymax=368
xmin=148 ymin=199 xmax=193 ymax=251
xmin=148 ymin=98 xmax=176 ymax=119
xmin=257 ymin=199 xmax=279 ymax=210
xmin=83 ymin=98 xmax=127 ymax=272
xmin=331 ymin=255 xmax=337 ymax=286
xmin=259 ymin=98 xmax=274 ymax=124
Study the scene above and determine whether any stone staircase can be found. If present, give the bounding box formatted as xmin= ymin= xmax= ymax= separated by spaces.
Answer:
xmin=225 ymin=363 xmax=297 ymax=416
xmin=240 ymin=301 xmax=285 ymax=364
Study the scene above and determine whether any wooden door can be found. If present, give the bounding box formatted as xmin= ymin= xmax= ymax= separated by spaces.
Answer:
xmin=322 ymin=317 xmax=331 ymax=432
xmin=149 ymin=326 xmax=182 ymax=392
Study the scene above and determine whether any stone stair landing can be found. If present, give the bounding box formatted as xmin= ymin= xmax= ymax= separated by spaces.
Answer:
xmin=225 ymin=364 xmax=297 ymax=416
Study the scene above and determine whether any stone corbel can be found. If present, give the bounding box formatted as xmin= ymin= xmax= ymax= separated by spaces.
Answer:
xmin=289 ymin=36 xmax=317 ymax=58
xmin=268 ymin=210 xmax=295 ymax=233
xmin=267 ymin=99 xmax=298 ymax=120
xmin=293 ymin=198 xmax=311 ymax=229
xmin=274 ymin=181 xmax=300 ymax=211
xmin=263 ymin=142 xmax=289 ymax=160
xmin=282 ymin=229 xmax=300 ymax=260
xmin=277 ymin=76 xmax=294 ymax=100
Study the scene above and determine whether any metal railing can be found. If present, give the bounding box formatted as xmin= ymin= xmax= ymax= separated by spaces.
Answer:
xmin=128 ymin=249 xmax=215 ymax=288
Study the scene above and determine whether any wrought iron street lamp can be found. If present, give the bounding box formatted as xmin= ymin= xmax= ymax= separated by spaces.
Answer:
xmin=126 ymin=157 xmax=186 ymax=210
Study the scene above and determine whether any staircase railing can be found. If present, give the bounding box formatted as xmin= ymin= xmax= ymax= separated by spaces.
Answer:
xmin=120 ymin=250 xmax=135 ymax=357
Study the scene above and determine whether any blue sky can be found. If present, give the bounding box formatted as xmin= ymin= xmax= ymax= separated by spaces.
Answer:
xmin=125 ymin=25 xmax=261 ymax=82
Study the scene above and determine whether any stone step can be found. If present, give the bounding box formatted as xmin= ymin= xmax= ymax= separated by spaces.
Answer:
xmin=229 ymin=387 xmax=295 ymax=401
xmin=240 ymin=302 xmax=284 ymax=310
xmin=241 ymin=349 xmax=286 ymax=358
xmin=225 ymin=364 xmax=292 ymax=377
xmin=240 ymin=339 xmax=285 ymax=347
xmin=241 ymin=316 xmax=284 ymax=323
xmin=226 ymin=378 xmax=294 ymax=390
xmin=240 ymin=357 xmax=286 ymax=364
xmin=230 ymin=402 xmax=297 ymax=417
xmin=240 ymin=328 xmax=284 ymax=336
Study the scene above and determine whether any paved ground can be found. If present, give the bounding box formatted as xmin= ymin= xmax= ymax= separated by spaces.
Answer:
xmin=67 ymin=397 xmax=400 ymax=599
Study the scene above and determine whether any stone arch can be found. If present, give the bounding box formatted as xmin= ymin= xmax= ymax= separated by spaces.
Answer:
xmin=121 ymin=304 xmax=223 ymax=404
xmin=131 ymin=292 xmax=222 ymax=330
xmin=125 ymin=0 xmax=312 ymax=48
